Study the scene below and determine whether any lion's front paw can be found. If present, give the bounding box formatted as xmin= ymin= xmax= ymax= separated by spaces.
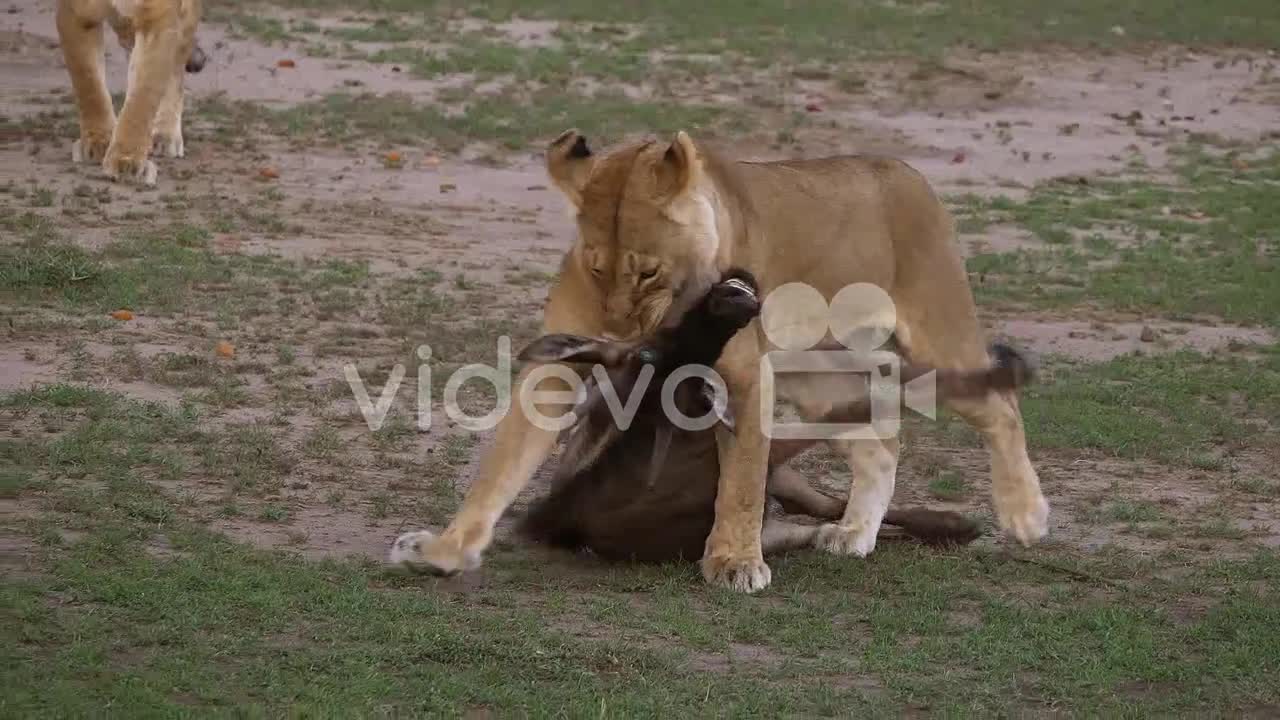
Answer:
xmin=72 ymin=132 xmax=113 ymax=164
xmin=388 ymin=529 xmax=481 ymax=576
xmin=701 ymin=553 xmax=771 ymax=593
xmin=152 ymin=130 xmax=184 ymax=159
xmin=102 ymin=146 xmax=158 ymax=187
xmin=994 ymin=487 xmax=1050 ymax=546
xmin=815 ymin=521 xmax=878 ymax=557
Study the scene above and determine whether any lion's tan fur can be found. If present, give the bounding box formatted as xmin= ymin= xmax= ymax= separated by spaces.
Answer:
xmin=56 ymin=0 xmax=201 ymax=186
xmin=391 ymin=129 xmax=1050 ymax=592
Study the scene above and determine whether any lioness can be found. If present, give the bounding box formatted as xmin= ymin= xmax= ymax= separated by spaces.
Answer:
xmin=56 ymin=0 xmax=203 ymax=186
xmin=392 ymin=130 xmax=1050 ymax=592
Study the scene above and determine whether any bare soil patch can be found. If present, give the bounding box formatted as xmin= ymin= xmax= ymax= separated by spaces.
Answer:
xmin=995 ymin=319 xmax=1274 ymax=363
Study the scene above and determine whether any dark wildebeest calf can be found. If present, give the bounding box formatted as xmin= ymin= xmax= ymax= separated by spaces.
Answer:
xmin=511 ymin=269 xmax=1035 ymax=563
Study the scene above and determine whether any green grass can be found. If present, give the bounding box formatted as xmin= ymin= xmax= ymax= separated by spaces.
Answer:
xmin=197 ymin=89 xmax=732 ymax=152
xmin=4 ymin=385 xmax=1280 ymax=716
xmin=235 ymin=0 xmax=1280 ymax=61
xmin=1 ymin=215 xmax=291 ymax=316
xmin=965 ymin=146 xmax=1280 ymax=327
xmin=927 ymin=471 xmax=969 ymax=501
xmin=1018 ymin=346 xmax=1280 ymax=464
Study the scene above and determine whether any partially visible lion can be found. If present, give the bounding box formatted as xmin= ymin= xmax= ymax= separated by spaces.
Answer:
xmin=56 ymin=0 xmax=203 ymax=187
xmin=392 ymin=129 xmax=1050 ymax=593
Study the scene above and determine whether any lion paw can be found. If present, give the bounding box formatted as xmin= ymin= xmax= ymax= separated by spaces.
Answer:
xmin=701 ymin=553 xmax=771 ymax=593
xmin=102 ymin=148 xmax=157 ymax=187
xmin=994 ymin=488 xmax=1050 ymax=546
xmin=152 ymin=130 xmax=184 ymax=159
xmin=815 ymin=522 xmax=878 ymax=557
xmin=72 ymin=134 xmax=112 ymax=164
xmin=388 ymin=529 xmax=480 ymax=576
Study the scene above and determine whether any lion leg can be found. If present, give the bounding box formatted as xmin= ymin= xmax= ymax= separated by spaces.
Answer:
xmin=813 ymin=436 xmax=900 ymax=556
xmin=151 ymin=65 xmax=186 ymax=158
xmin=945 ymin=390 xmax=1048 ymax=545
xmin=152 ymin=2 xmax=196 ymax=158
xmin=56 ymin=0 xmax=115 ymax=164
xmin=390 ymin=262 xmax=604 ymax=576
xmin=893 ymin=284 xmax=1048 ymax=546
xmin=703 ymin=336 xmax=772 ymax=593
xmin=103 ymin=8 xmax=183 ymax=186
xmin=771 ymin=370 xmax=899 ymax=556
xmin=390 ymin=406 xmax=562 ymax=574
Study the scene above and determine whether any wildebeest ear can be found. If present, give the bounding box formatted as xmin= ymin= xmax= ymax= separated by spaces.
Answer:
xmin=546 ymin=129 xmax=596 ymax=209
xmin=517 ymin=334 xmax=614 ymax=365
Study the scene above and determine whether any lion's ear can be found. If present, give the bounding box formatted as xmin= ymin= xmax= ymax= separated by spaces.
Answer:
xmin=653 ymin=130 xmax=701 ymax=203
xmin=518 ymin=333 xmax=614 ymax=365
xmin=546 ymin=129 xmax=595 ymax=209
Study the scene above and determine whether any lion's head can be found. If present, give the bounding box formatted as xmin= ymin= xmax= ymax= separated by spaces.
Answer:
xmin=545 ymin=129 xmax=726 ymax=340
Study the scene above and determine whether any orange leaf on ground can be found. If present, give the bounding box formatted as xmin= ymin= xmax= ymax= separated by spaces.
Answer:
xmin=277 ymin=59 xmax=296 ymax=68
xmin=258 ymin=166 xmax=279 ymax=180
xmin=110 ymin=309 xmax=134 ymax=321
xmin=215 ymin=341 xmax=235 ymax=359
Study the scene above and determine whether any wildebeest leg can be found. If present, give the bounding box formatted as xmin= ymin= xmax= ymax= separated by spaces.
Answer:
xmin=761 ymin=518 xmax=821 ymax=554
xmin=766 ymin=465 xmax=844 ymax=519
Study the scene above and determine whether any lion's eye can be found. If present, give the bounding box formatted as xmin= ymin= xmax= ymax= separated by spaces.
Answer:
xmin=590 ymin=267 xmax=605 ymax=278
xmin=638 ymin=268 xmax=658 ymax=282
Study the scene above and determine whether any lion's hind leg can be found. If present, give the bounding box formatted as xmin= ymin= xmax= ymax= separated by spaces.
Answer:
xmin=57 ymin=0 xmax=116 ymax=164
xmin=945 ymin=390 xmax=1048 ymax=545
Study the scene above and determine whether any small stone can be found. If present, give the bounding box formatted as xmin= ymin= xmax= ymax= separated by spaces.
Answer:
xmin=1139 ymin=326 xmax=1159 ymax=342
